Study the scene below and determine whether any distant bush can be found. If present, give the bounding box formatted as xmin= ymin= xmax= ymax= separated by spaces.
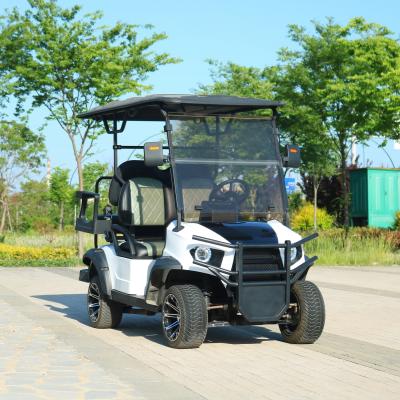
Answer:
xmin=0 ymin=243 xmax=77 ymax=266
xmin=288 ymin=192 xmax=305 ymax=216
xmin=394 ymin=211 xmax=400 ymax=230
xmin=291 ymin=203 xmax=334 ymax=231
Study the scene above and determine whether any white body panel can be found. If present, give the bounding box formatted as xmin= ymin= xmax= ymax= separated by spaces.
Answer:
xmin=103 ymin=245 xmax=155 ymax=296
xmin=163 ymin=221 xmax=236 ymax=276
xmin=102 ymin=219 xmax=305 ymax=297
xmin=267 ymin=220 xmax=305 ymax=270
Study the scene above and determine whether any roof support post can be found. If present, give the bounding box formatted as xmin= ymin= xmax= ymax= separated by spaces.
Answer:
xmin=272 ymin=107 xmax=290 ymax=226
xmin=113 ymin=131 xmax=118 ymax=175
xmin=160 ymin=108 xmax=184 ymax=232
xmin=102 ymin=118 xmax=127 ymax=175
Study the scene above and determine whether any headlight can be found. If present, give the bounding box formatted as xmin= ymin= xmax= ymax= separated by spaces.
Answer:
xmin=290 ymin=246 xmax=302 ymax=263
xmin=194 ymin=246 xmax=212 ymax=263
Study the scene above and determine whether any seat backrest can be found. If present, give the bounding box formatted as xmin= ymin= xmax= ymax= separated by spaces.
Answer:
xmin=118 ymin=177 xmax=166 ymax=226
xmin=111 ymin=160 xmax=176 ymax=226
xmin=109 ymin=160 xmax=155 ymax=206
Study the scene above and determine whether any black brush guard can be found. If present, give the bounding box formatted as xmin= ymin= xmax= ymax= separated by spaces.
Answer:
xmin=192 ymin=233 xmax=318 ymax=323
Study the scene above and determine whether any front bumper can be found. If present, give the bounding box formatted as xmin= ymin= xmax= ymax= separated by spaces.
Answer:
xmin=192 ymin=233 xmax=318 ymax=323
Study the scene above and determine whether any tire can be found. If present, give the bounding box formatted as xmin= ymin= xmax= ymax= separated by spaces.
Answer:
xmin=162 ymin=284 xmax=208 ymax=349
xmin=279 ymin=280 xmax=325 ymax=344
xmin=87 ymin=275 xmax=123 ymax=329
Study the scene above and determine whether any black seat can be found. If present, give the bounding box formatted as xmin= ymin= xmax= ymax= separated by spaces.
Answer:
xmin=109 ymin=160 xmax=176 ymax=258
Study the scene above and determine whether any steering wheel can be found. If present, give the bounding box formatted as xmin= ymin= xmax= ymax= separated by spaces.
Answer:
xmin=209 ymin=179 xmax=250 ymax=205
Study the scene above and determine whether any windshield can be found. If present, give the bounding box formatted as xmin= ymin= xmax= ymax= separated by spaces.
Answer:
xmin=170 ymin=115 xmax=285 ymax=223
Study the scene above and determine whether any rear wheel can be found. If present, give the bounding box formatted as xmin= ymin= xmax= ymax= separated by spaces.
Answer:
xmin=87 ymin=275 xmax=123 ymax=329
xmin=279 ymin=280 xmax=325 ymax=344
xmin=162 ymin=284 xmax=208 ymax=349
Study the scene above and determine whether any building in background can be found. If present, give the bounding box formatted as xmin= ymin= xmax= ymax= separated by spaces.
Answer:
xmin=350 ymin=168 xmax=400 ymax=228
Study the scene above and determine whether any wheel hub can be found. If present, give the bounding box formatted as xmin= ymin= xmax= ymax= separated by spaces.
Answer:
xmin=162 ymin=293 xmax=181 ymax=341
xmin=88 ymin=282 xmax=100 ymax=322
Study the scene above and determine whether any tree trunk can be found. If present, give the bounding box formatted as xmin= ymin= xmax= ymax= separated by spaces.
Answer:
xmin=0 ymin=202 xmax=6 ymax=234
xmin=313 ymin=177 xmax=318 ymax=232
xmin=76 ymin=157 xmax=84 ymax=259
xmin=339 ymin=140 xmax=350 ymax=228
xmin=6 ymin=202 xmax=13 ymax=232
xmin=59 ymin=200 xmax=64 ymax=231
xmin=0 ymin=188 xmax=8 ymax=234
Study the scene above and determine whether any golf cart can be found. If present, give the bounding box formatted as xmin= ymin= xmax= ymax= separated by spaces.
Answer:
xmin=76 ymin=94 xmax=325 ymax=349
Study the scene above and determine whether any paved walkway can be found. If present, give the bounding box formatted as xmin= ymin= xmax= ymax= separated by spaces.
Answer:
xmin=0 ymin=266 xmax=399 ymax=399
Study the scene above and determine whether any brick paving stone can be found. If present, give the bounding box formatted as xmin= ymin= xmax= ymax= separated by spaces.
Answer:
xmin=0 ymin=296 xmax=142 ymax=399
xmin=0 ymin=266 xmax=399 ymax=400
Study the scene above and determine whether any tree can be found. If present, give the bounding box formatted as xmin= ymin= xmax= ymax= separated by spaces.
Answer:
xmin=18 ymin=179 xmax=53 ymax=233
xmin=0 ymin=120 xmax=46 ymax=234
xmin=297 ymin=144 xmax=337 ymax=230
xmin=272 ymin=18 xmax=400 ymax=226
xmin=199 ymin=61 xmax=273 ymax=102
xmin=83 ymin=161 xmax=109 ymax=192
xmin=49 ymin=167 xmax=73 ymax=231
xmin=0 ymin=0 xmax=180 ymax=255
xmin=199 ymin=61 xmax=333 ymax=224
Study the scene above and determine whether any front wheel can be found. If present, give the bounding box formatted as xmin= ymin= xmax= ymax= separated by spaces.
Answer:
xmin=162 ymin=284 xmax=208 ymax=349
xmin=279 ymin=280 xmax=325 ymax=344
xmin=87 ymin=275 xmax=123 ymax=329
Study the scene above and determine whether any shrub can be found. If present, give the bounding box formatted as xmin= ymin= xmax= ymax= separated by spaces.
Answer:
xmin=0 ymin=243 xmax=76 ymax=266
xmin=394 ymin=211 xmax=400 ymax=230
xmin=288 ymin=192 xmax=305 ymax=216
xmin=291 ymin=203 xmax=334 ymax=231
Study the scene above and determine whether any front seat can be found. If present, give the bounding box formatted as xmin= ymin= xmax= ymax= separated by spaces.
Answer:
xmin=117 ymin=176 xmax=169 ymax=257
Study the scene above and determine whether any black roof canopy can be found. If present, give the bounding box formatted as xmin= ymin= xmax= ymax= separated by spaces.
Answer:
xmin=78 ymin=94 xmax=283 ymax=121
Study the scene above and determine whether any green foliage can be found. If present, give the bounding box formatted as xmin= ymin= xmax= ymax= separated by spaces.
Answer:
xmin=83 ymin=162 xmax=109 ymax=191
xmin=291 ymin=203 xmax=334 ymax=231
xmin=305 ymin=228 xmax=400 ymax=265
xmin=200 ymin=61 xmax=273 ymax=107
xmin=275 ymin=18 xmax=400 ymax=142
xmin=49 ymin=167 xmax=74 ymax=230
xmin=50 ymin=167 xmax=72 ymax=204
xmin=201 ymin=18 xmax=400 ymax=226
xmin=272 ymin=18 xmax=400 ymax=224
xmin=0 ymin=121 xmax=46 ymax=178
xmin=83 ymin=161 xmax=110 ymax=212
xmin=2 ymin=228 xmax=398 ymax=267
xmin=394 ymin=211 xmax=400 ymax=230
xmin=0 ymin=120 xmax=46 ymax=233
xmin=18 ymin=179 xmax=52 ymax=232
xmin=288 ymin=192 xmax=304 ymax=216
xmin=0 ymin=0 xmax=180 ymax=190
xmin=0 ymin=242 xmax=78 ymax=266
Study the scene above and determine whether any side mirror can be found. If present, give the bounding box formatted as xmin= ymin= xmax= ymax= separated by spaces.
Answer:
xmin=144 ymin=141 xmax=164 ymax=167
xmin=283 ymin=145 xmax=301 ymax=168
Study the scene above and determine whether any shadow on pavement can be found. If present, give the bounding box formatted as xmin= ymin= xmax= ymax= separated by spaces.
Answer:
xmin=33 ymin=293 xmax=89 ymax=324
xmin=33 ymin=293 xmax=282 ymax=347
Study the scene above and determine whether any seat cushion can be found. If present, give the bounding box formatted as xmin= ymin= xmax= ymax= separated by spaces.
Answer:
xmin=120 ymin=239 xmax=165 ymax=258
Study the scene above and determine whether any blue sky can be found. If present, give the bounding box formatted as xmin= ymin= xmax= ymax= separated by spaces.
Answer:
xmin=2 ymin=0 xmax=400 ymax=181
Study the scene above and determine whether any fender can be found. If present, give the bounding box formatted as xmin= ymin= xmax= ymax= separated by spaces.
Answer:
xmin=82 ymin=248 xmax=112 ymax=298
xmin=145 ymin=256 xmax=182 ymax=306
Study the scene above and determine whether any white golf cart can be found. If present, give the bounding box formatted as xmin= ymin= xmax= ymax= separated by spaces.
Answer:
xmin=76 ymin=95 xmax=325 ymax=349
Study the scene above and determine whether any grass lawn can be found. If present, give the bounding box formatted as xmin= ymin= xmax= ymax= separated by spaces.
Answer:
xmin=0 ymin=228 xmax=399 ymax=267
xmin=305 ymin=228 xmax=400 ymax=266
